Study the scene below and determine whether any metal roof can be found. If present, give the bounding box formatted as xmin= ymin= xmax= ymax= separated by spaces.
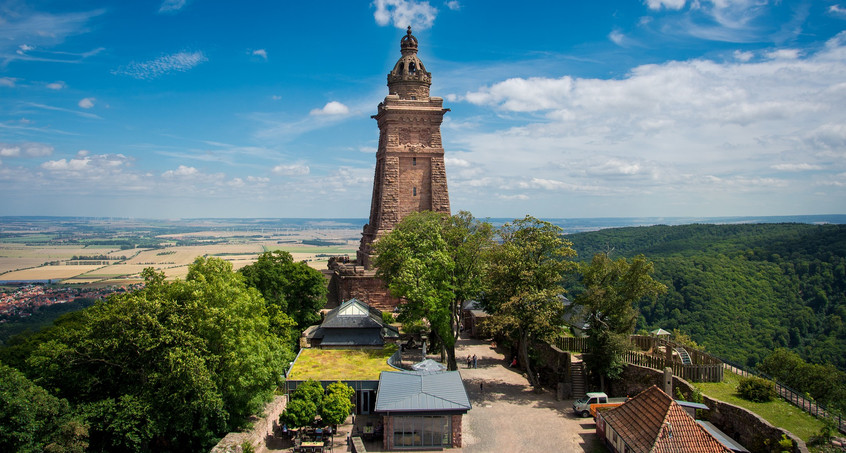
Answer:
xmin=375 ymin=371 xmax=471 ymax=413
xmin=321 ymin=330 xmax=384 ymax=346
xmin=675 ymin=400 xmax=709 ymax=411
xmin=696 ymin=421 xmax=750 ymax=453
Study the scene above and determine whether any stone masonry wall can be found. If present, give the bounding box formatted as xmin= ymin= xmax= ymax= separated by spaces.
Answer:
xmin=451 ymin=414 xmax=463 ymax=447
xmin=610 ymin=364 xmax=808 ymax=453
xmin=210 ymin=395 xmax=287 ymax=453
xmin=329 ymin=270 xmax=400 ymax=312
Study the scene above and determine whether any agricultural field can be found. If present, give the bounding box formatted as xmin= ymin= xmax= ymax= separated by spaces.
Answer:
xmin=0 ymin=217 xmax=362 ymax=286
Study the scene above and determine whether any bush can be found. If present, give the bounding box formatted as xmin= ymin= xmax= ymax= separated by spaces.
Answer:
xmin=737 ymin=376 xmax=777 ymax=402
xmin=381 ymin=311 xmax=395 ymax=325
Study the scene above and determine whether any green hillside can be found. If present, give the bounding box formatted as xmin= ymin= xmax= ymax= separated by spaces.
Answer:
xmin=566 ymin=223 xmax=846 ymax=370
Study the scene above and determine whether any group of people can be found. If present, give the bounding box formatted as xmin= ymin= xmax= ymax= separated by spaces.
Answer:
xmin=465 ymin=354 xmax=478 ymax=368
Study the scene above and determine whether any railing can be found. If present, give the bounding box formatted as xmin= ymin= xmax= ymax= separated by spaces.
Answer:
xmin=723 ymin=360 xmax=845 ymax=435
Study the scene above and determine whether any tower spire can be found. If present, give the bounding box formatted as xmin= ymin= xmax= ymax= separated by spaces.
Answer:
xmin=387 ymin=26 xmax=431 ymax=100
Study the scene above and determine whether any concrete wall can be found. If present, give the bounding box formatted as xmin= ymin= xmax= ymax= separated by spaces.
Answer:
xmin=210 ymin=395 xmax=287 ymax=453
xmin=609 ymin=364 xmax=808 ymax=453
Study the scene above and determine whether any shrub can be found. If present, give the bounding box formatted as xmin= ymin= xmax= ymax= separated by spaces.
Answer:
xmin=737 ymin=376 xmax=776 ymax=402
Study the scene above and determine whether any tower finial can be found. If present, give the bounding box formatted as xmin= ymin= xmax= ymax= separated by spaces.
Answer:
xmin=407 ymin=26 xmax=412 ymax=35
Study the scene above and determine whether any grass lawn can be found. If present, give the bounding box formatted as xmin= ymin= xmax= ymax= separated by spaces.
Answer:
xmin=695 ymin=370 xmax=825 ymax=442
xmin=287 ymin=345 xmax=399 ymax=381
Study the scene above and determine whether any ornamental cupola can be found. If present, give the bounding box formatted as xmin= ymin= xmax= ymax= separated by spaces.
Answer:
xmin=387 ymin=26 xmax=432 ymax=100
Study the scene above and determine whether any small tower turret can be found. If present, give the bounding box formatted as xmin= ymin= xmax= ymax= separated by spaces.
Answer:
xmin=387 ymin=27 xmax=432 ymax=100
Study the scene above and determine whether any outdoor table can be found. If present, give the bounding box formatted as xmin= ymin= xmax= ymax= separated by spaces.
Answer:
xmin=300 ymin=441 xmax=323 ymax=452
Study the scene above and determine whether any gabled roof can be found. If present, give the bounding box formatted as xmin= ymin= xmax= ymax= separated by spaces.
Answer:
xmin=602 ymin=386 xmax=731 ymax=453
xmin=375 ymin=371 xmax=471 ymax=413
xmin=321 ymin=298 xmax=385 ymax=329
xmin=321 ymin=329 xmax=384 ymax=346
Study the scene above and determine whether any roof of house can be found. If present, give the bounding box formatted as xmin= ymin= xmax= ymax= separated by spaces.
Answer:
xmin=601 ymin=386 xmax=731 ymax=453
xmin=374 ymin=371 xmax=471 ymax=413
xmin=307 ymin=298 xmax=399 ymax=344
xmin=696 ymin=421 xmax=750 ymax=453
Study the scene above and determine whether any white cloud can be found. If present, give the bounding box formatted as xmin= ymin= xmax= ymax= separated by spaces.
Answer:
xmin=17 ymin=44 xmax=34 ymax=55
xmin=609 ymin=30 xmax=626 ymax=46
xmin=829 ymin=5 xmax=846 ymax=16
xmin=765 ymin=49 xmax=800 ymax=60
xmin=0 ymin=77 xmax=16 ymax=87
xmin=271 ymin=95 xmax=282 ymax=101
xmin=159 ymin=0 xmax=187 ymax=13
xmin=113 ymin=51 xmax=207 ymax=80
xmin=0 ymin=9 xmax=105 ymax=63
xmin=733 ymin=50 xmax=754 ymax=62
xmin=78 ymin=97 xmax=95 ymax=109
xmin=162 ymin=165 xmax=199 ymax=178
xmin=310 ymin=101 xmax=350 ymax=116
xmin=445 ymin=157 xmax=470 ymax=167
xmin=645 ymin=0 xmax=686 ymax=10
xmin=0 ymin=142 xmax=54 ymax=157
xmin=373 ymin=0 xmax=437 ymax=30
xmin=41 ymin=153 xmax=130 ymax=177
xmin=771 ymin=163 xmax=823 ymax=171
xmin=252 ymin=49 xmax=268 ymax=60
xmin=272 ymin=164 xmax=310 ymax=176
xmin=46 ymin=81 xmax=66 ymax=90
xmin=444 ymin=1 xmax=460 ymax=11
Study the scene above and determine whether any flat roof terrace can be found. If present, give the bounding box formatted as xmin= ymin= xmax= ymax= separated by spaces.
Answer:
xmin=286 ymin=345 xmax=399 ymax=382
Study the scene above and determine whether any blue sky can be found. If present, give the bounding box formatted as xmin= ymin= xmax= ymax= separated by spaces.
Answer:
xmin=1 ymin=0 xmax=845 ymax=219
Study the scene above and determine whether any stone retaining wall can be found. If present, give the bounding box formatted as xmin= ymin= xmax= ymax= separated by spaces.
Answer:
xmin=210 ymin=395 xmax=287 ymax=453
xmin=610 ymin=364 xmax=808 ymax=453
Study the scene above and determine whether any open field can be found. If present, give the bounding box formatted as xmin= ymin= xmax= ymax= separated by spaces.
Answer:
xmin=0 ymin=218 xmax=361 ymax=286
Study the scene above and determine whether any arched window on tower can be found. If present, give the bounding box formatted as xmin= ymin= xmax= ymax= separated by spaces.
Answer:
xmin=409 ymin=62 xmax=417 ymax=74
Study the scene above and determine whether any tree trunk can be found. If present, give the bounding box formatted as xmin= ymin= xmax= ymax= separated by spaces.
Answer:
xmin=520 ymin=330 xmax=541 ymax=392
xmin=446 ymin=343 xmax=457 ymax=371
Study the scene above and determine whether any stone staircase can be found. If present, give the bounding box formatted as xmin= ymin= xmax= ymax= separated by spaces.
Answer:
xmin=571 ymin=361 xmax=586 ymax=398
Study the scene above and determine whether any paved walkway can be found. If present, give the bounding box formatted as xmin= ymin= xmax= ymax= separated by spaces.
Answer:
xmin=456 ymin=334 xmax=601 ymax=452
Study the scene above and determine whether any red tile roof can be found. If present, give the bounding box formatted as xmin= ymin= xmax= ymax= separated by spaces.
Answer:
xmin=601 ymin=385 xmax=731 ymax=453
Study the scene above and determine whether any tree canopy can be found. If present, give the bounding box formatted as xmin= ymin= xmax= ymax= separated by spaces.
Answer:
xmin=574 ymin=253 xmax=666 ymax=390
xmin=4 ymin=257 xmax=292 ymax=452
xmin=239 ymin=250 xmax=327 ymax=329
xmin=484 ymin=216 xmax=577 ymax=389
xmin=374 ymin=211 xmax=493 ymax=370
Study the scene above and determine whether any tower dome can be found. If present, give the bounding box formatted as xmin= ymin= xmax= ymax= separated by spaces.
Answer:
xmin=387 ymin=27 xmax=431 ymax=100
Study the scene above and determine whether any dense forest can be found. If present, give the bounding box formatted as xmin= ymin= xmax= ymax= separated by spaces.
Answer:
xmin=565 ymin=223 xmax=846 ymax=371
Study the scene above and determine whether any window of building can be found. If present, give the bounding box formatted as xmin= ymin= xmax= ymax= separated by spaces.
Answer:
xmin=393 ymin=416 xmax=450 ymax=448
xmin=413 ymin=186 xmax=417 ymax=196
xmin=412 ymin=157 xmax=417 ymax=166
xmin=410 ymin=96 xmax=417 ymax=100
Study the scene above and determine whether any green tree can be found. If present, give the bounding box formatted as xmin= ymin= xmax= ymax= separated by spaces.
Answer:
xmin=239 ymin=250 xmax=327 ymax=329
xmin=484 ymin=216 xmax=577 ymax=389
xmin=576 ymin=253 xmax=666 ymax=390
xmin=24 ymin=257 xmax=290 ymax=451
xmin=320 ymin=381 xmax=354 ymax=426
xmin=282 ymin=379 xmax=324 ymax=428
xmin=374 ymin=211 xmax=494 ymax=370
xmin=0 ymin=362 xmax=87 ymax=453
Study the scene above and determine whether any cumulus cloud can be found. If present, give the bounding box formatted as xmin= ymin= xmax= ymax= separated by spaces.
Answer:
xmin=310 ymin=101 xmax=350 ymax=116
xmin=733 ymin=50 xmax=754 ymax=62
xmin=444 ymin=1 xmax=460 ymax=10
xmin=78 ymin=97 xmax=95 ymax=108
xmin=41 ymin=152 xmax=130 ymax=178
xmin=46 ymin=81 xmax=66 ymax=90
xmin=272 ymin=164 xmax=310 ymax=176
xmin=830 ymin=5 xmax=846 ymax=16
xmin=609 ymin=30 xmax=626 ymax=46
xmin=113 ymin=51 xmax=207 ymax=79
xmin=159 ymin=0 xmax=187 ymax=13
xmin=373 ymin=0 xmax=437 ymax=30
xmin=0 ymin=142 xmax=54 ymax=158
xmin=162 ymin=165 xmax=199 ymax=178
xmin=252 ymin=49 xmax=268 ymax=60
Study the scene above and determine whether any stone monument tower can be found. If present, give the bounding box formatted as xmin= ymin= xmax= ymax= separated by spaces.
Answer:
xmin=357 ymin=27 xmax=451 ymax=269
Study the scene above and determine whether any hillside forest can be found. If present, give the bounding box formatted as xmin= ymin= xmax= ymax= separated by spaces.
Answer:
xmin=565 ymin=223 xmax=846 ymax=372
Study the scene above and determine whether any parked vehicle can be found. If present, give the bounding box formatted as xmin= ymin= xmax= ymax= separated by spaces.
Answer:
xmin=572 ymin=392 xmax=628 ymax=418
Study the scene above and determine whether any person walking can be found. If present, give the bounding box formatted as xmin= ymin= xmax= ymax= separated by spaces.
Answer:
xmin=472 ymin=354 xmax=477 ymax=369
xmin=466 ymin=355 xmax=472 ymax=368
